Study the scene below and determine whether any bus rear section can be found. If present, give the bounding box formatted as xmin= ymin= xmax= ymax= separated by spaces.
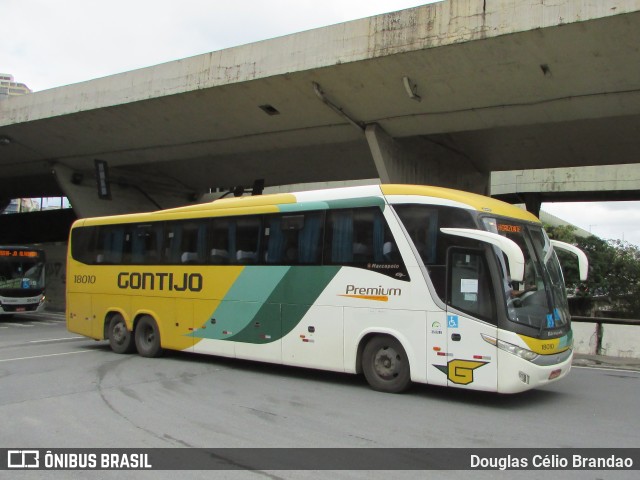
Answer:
xmin=0 ymin=247 xmax=46 ymax=315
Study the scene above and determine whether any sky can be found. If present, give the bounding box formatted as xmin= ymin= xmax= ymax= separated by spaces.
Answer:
xmin=3 ymin=0 xmax=639 ymax=247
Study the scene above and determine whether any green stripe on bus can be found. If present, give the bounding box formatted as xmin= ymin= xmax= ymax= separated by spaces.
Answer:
xmin=191 ymin=266 xmax=289 ymax=340
xmin=325 ymin=197 xmax=385 ymax=209
xmin=276 ymin=197 xmax=385 ymax=213
xmin=190 ymin=266 xmax=340 ymax=343
xmin=227 ymin=266 xmax=341 ymax=344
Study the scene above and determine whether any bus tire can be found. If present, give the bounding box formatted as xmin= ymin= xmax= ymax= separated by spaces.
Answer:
xmin=362 ymin=335 xmax=411 ymax=393
xmin=135 ymin=315 xmax=164 ymax=358
xmin=108 ymin=314 xmax=136 ymax=354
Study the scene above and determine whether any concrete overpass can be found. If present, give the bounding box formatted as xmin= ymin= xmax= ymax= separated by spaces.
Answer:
xmin=492 ymin=163 xmax=640 ymax=214
xmin=1 ymin=0 xmax=640 ymax=218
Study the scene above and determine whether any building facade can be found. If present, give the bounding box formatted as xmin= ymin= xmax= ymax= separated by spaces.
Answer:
xmin=0 ymin=73 xmax=31 ymax=98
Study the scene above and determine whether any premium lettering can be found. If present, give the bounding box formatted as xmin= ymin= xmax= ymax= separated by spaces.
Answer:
xmin=117 ymin=272 xmax=202 ymax=292
xmin=345 ymin=284 xmax=401 ymax=297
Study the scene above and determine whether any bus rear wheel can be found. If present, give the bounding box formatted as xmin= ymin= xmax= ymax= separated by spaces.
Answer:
xmin=135 ymin=316 xmax=164 ymax=358
xmin=108 ymin=314 xmax=136 ymax=354
xmin=362 ymin=336 xmax=411 ymax=393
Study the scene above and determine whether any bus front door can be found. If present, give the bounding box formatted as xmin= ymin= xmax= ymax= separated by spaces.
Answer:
xmin=445 ymin=249 xmax=498 ymax=392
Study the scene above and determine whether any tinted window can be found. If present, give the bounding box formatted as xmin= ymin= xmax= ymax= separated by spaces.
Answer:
xmin=71 ymin=207 xmax=406 ymax=279
xmin=394 ymin=204 xmax=477 ymax=300
xmin=264 ymin=212 xmax=324 ymax=265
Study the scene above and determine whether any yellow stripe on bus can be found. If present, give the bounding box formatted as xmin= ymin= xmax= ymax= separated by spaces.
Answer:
xmin=381 ymin=184 xmax=540 ymax=223
xmin=338 ymin=294 xmax=389 ymax=302
xmin=517 ymin=335 xmax=570 ymax=355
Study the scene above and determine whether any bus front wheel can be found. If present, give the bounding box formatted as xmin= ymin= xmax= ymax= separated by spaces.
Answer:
xmin=108 ymin=314 xmax=136 ymax=354
xmin=362 ymin=336 xmax=411 ymax=393
xmin=135 ymin=316 xmax=164 ymax=358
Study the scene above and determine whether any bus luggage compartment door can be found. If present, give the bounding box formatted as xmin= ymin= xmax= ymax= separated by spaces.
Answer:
xmin=67 ymin=292 xmax=94 ymax=337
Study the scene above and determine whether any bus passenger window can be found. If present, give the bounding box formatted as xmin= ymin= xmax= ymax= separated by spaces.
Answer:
xmin=325 ymin=207 xmax=400 ymax=273
xmin=209 ymin=218 xmax=232 ymax=264
xmin=235 ymin=217 xmax=262 ymax=264
xmin=95 ymin=225 xmax=128 ymax=264
xmin=71 ymin=227 xmax=96 ymax=264
xmin=394 ymin=204 xmax=477 ymax=302
xmin=131 ymin=223 xmax=163 ymax=264
xmin=264 ymin=212 xmax=324 ymax=265
xmin=157 ymin=220 xmax=208 ymax=265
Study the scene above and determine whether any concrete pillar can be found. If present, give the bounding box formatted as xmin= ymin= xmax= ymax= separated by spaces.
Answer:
xmin=521 ymin=192 xmax=542 ymax=217
xmin=364 ymin=124 xmax=489 ymax=195
xmin=42 ymin=242 xmax=68 ymax=312
xmin=52 ymin=163 xmax=197 ymax=218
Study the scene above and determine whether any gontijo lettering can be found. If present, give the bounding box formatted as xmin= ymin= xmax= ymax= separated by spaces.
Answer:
xmin=117 ymin=272 xmax=202 ymax=292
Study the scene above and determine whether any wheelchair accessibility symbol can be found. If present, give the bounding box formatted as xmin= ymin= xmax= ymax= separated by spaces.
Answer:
xmin=447 ymin=315 xmax=459 ymax=328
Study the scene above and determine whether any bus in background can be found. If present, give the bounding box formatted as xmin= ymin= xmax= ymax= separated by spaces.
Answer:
xmin=0 ymin=246 xmax=46 ymax=315
xmin=66 ymin=184 xmax=587 ymax=394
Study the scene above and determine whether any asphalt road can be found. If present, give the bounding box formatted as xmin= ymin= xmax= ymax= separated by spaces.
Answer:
xmin=1 ymin=312 xmax=638 ymax=480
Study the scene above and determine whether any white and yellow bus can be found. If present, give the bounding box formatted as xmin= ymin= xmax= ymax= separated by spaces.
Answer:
xmin=66 ymin=184 xmax=587 ymax=394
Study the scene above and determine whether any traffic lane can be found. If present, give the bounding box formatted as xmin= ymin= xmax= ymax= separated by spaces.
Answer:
xmin=2 ymin=335 xmax=639 ymax=451
xmin=0 ymin=319 xmax=88 ymax=361
xmin=0 ymin=312 xmax=72 ymax=347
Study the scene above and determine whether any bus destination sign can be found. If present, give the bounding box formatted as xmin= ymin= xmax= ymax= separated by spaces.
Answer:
xmin=0 ymin=249 xmax=40 ymax=258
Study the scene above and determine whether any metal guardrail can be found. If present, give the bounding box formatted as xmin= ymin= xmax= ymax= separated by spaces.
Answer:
xmin=571 ymin=316 xmax=640 ymax=356
xmin=572 ymin=316 xmax=640 ymax=326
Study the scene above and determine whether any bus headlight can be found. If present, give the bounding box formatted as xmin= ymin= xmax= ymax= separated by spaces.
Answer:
xmin=482 ymin=334 xmax=539 ymax=362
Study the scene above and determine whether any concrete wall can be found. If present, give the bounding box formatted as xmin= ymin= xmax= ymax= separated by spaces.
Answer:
xmin=572 ymin=322 xmax=598 ymax=355
xmin=42 ymin=242 xmax=67 ymax=312
xmin=572 ymin=321 xmax=640 ymax=359
xmin=601 ymin=325 xmax=640 ymax=358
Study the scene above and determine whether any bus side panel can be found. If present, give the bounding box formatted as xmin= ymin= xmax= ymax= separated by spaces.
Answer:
xmin=193 ymin=338 xmax=236 ymax=359
xmin=343 ymin=307 xmax=427 ymax=382
xmin=234 ymin=302 xmax=282 ymax=363
xmin=67 ymin=292 xmax=95 ymax=338
xmin=91 ymin=293 xmax=131 ymax=339
xmin=282 ymin=304 xmax=344 ymax=371
xmin=425 ymin=310 xmax=449 ymax=387
xmin=129 ymin=295 xmax=193 ymax=352
xmin=173 ymin=298 xmax=194 ymax=352
xmin=443 ymin=313 xmax=498 ymax=392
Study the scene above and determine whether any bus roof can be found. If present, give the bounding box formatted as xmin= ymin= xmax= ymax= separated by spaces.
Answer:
xmin=75 ymin=184 xmax=540 ymax=226
xmin=381 ymin=185 xmax=540 ymax=223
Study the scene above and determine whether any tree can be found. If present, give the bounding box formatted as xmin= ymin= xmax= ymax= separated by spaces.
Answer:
xmin=545 ymin=225 xmax=640 ymax=317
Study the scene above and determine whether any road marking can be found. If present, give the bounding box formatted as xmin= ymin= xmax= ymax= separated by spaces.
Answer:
xmin=28 ymin=337 xmax=85 ymax=343
xmin=573 ymin=365 xmax=640 ymax=374
xmin=3 ymin=323 xmax=34 ymax=327
xmin=29 ymin=337 xmax=88 ymax=343
xmin=0 ymin=350 xmax=94 ymax=363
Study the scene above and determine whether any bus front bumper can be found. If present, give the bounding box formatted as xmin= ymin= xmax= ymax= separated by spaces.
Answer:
xmin=497 ymin=348 xmax=573 ymax=394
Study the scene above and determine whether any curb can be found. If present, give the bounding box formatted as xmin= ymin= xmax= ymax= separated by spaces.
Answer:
xmin=573 ymin=354 xmax=640 ymax=372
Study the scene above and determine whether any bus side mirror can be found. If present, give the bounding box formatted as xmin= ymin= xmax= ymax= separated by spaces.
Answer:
xmin=441 ymin=228 xmax=525 ymax=282
xmin=550 ymin=240 xmax=589 ymax=281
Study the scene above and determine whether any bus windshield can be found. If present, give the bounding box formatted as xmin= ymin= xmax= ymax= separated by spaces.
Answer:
xmin=0 ymin=250 xmax=46 ymax=292
xmin=482 ymin=218 xmax=569 ymax=331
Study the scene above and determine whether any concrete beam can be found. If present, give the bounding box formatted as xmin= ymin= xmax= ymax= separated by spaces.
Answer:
xmin=52 ymin=163 xmax=197 ymax=218
xmin=365 ymin=124 xmax=489 ymax=194
xmin=492 ymin=163 xmax=640 ymax=203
